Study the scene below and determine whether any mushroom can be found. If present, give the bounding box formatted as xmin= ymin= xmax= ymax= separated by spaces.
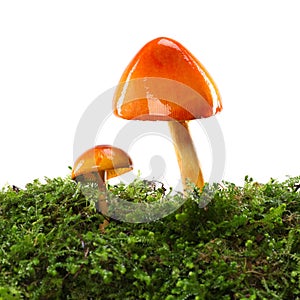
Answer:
xmin=113 ymin=37 xmax=222 ymax=192
xmin=72 ymin=145 xmax=133 ymax=231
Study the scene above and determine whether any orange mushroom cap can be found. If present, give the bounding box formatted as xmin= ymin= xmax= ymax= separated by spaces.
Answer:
xmin=71 ymin=145 xmax=133 ymax=181
xmin=113 ymin=37 xmax=222 ymax=121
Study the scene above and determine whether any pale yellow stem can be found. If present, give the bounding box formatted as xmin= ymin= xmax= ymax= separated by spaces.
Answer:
xmin=168 ymin=121 xmax=204 ymax=192
xmin=97 ymin=171 xmax=109 ymax=233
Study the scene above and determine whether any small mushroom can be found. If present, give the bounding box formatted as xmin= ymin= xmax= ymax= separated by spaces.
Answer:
xmin=113 ymin=37 xmax=222 ymax=191
xmin=72 ymin=145 xmax=133 ymax=231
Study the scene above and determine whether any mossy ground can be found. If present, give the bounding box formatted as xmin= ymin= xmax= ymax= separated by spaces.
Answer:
xmin=0 ymin=175 xmax=299 ymax=299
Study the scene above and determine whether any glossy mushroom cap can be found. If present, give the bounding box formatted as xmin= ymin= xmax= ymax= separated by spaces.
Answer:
xmin=71 ymin=145 xmax=133 ymax=181
xmin=113 ymin=37 xmax=222 ymax=121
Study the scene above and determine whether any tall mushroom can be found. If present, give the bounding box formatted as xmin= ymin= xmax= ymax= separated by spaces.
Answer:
xmin=72 ymin=145 xmax=133 ymax=231
xmin=113 ymin=37 xmax=222 ymax=191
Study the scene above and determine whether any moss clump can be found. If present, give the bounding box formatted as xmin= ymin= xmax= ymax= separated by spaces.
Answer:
xmin=0 ymin=176 xmax=300 ymax=299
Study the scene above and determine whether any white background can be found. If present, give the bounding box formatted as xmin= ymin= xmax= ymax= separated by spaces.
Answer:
xmin=1 ymin=0 xmax=300 ymax=189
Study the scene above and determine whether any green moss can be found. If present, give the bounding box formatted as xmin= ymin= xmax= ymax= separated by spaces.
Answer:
xmin=0 ymin=175 xmax=300 ymax=299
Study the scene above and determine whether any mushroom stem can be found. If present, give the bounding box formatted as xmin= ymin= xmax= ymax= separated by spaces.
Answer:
xmin=168 ymin=121 xmax=204 ymax=192
xmin=97 ymin=171 xmax=110 ymax=233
